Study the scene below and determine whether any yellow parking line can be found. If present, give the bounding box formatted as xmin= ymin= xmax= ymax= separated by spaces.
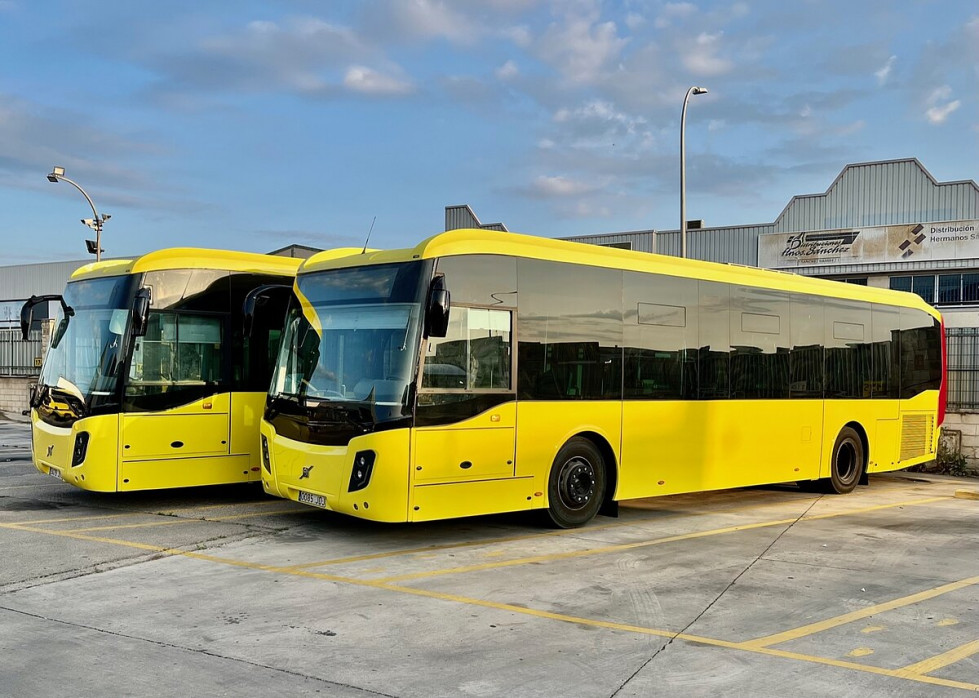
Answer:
xmin=3 ymin=508 xmax=309 ymax=534
xmin=6 ymin=512 xmax=144 ymax=525
xmin=744 ymin=575 xmax=979 ymax=649
xmin=898 ymin=639 xmax=979 ymax=677
xmin=292 ymin=492 xmax=847 ymax=571
xmin=372 ymin=497 xmax=950 ymax=584
xmin=2 ymin=520 xmax=977 ymax=693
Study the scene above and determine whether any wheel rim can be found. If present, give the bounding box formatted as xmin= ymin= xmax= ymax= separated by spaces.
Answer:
xmin=836 ymin=440 xmax=858 ymax=483
xmin=557 ymin=456 xmax=596 ymax=511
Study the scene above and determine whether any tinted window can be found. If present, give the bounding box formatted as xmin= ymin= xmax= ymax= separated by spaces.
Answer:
xmin=730 ymin=287 xmax=790 ymax=399
xmin=698 ymin=281 xmax=729 ymax=399
xmin=871 ymin=304 xmax=900 ymax=398
xmin=517 ymin=259 xmax=622 ymax=400
xmin=437 ymin=255 xmax=518 ymax=307
xmin=144 ymin=269 xmax=230 ymax=311
xmin=789 ymin=295 xmax=823 ymax=398
xmin=623 ymin=272 xmax=698 ymax=399
xmin=900 ymin=308 xmax=942 ymax=398
xmin=824 ymin=299 xmax=871 ymax=398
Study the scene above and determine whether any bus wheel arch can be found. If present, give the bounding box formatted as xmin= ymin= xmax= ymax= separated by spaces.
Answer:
xmin=545 ymin=433 xmax=615 ymax=528
xmin=826 ymin=423 xmax=866 ymax=495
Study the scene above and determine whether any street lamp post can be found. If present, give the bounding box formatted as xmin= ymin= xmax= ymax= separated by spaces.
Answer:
xmin=680 ymin=86 xmax=708 ymax=259
xmin=46 ymin=166 xmax=110 ymax=262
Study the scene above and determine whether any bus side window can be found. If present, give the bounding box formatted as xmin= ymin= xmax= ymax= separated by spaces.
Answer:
xmin=422 ymin=307 xmax=512 ymax=391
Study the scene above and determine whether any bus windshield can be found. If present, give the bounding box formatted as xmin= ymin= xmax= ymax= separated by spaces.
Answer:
xmin=38 ymin=275 xmax=136 ymax=417
xmin=270 ymin=262 xmax=427 ymax=428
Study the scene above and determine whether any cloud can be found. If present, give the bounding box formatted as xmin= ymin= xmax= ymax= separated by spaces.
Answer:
xmin=526 ymin=175 xmax=598 ymax=198
xmin=924 ymin=85 xmax=960 ymax=124
xmin=343 ymin=66 xmax=414 ymax=95
xmin=875 ymin=55 xmax=896 ymax=85
xmin=143 ymin=16 xmax=414 ymax=101
xmin=495 ymin=60 xmax=519 ymax=80
xmin=535 ymin=6 xmax=629 ymax=84
xmin=681 ymin=32 xmax=733 ymax=76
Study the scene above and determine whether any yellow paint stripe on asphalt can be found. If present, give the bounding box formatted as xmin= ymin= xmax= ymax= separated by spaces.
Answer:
xmin=372 ymin=497 xmax=950 ymax=584
xmin=1 ymin=520 xmax=977 ymax=693
xmin=6 ymin=512 xmax=144 ymax=525
xmin=292 ymin=491 xmax=843 ymax=570
xmin=4 ymin=508 xmax=309 ymax=534
xmin=744 ymin=575 xmax=979 ymax=649
xmin=898 ymin=639 xmax=979 ymax=677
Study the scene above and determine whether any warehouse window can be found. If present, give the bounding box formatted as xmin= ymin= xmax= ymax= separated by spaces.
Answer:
xmin=894 ymin=274 xmax=979 ymax=306
xmin=889 ymin=275 xmax=934 ymax=304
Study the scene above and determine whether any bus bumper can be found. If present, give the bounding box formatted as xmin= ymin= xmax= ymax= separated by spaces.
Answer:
xmin=260 ymin=421 xmax=411 ymax=522
xmin=31 ymin=412 xmax=120 ymax=492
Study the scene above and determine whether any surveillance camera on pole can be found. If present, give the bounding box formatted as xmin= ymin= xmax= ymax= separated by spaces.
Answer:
xmin=46 ymin=166 xmax=109 ymax=262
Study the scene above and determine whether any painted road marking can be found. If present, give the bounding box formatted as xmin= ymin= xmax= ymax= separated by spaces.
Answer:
xmin=898 ymin=639 xmax=979 ymax=677
xmin=371 ymin=497 xmax=950 ymax=584
xmin=744 ymin=575 xmax=979 ymax=649
xmin=1 ymin=516 xmax=978 ymax=693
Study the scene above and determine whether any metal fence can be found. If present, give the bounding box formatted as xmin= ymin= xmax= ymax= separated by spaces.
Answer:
xmin=946 ymin=327 xmax=979 ymax=412
xmin=0 ymin=328 xmax=41 ymax=377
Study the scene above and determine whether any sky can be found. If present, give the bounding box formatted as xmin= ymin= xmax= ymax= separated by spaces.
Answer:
xmin=0 ymin=0 xmax=977 ymax=265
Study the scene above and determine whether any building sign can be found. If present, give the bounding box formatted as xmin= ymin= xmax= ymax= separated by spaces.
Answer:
xmin=758 ymin=220 xmax=979 ymax=269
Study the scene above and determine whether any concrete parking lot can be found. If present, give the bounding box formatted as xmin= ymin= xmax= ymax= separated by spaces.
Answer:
xmin=1 ymin=419 xmax=977 ymax=697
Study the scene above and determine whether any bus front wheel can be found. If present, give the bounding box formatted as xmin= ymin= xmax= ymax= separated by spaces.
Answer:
xmin=546 ymin=437 xmax=606 ymax=528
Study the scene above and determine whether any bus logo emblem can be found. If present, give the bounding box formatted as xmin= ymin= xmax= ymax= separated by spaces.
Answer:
xmin=299 ymin=465 xmax=314 ymax=480
xmin=46 ymin=445 xmax=54 ymax=457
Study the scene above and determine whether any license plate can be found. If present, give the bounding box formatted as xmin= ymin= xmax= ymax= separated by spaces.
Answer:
xmin=48 ymin=466 xmax=63 ymax=481
xmin=297 ymin=490 xmax=326 ymax=508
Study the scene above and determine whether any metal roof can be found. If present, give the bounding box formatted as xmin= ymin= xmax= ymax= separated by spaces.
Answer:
xmin=774 ymin=158 xmax=979 ymax=232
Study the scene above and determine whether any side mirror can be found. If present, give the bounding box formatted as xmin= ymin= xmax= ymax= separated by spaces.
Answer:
xmin=20 ymin=294 xmax=73 ymax=340
xmin=132 ymin=288 xmax=151 ymax=337
xmin=425 ymin=276 xmax=451 ymax=338
xmin=19 ymin=299 xmax=33 ymax=341
xmin=242 ymin=284 xmax=294 ymax=338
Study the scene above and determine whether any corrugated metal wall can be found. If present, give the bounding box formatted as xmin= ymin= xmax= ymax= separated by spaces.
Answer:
xmin=0 ymin=260 xmax=91 ymax=300
xmin=775 ymin=159 xmax=979 ymax=233
xmin=656 ymin=224 xmax=773 ymax=265
xmin=445 ymin=204 xmax=509 ymax=232
xmin=561 ymin=231 xmax=655 ymax=253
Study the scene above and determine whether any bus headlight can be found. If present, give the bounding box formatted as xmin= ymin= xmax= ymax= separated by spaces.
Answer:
xmin=261 ymin=435 xmax=271 ymax=473
xmin=348 ymin=450 xmax=376 ymax=492
xmin=72 ymin=431 xmax=90 ymax=467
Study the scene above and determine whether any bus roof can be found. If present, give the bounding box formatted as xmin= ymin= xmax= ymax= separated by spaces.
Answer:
xmin=299 ymin=228 xmax=940 ymax=320
xmin=69 ymin=248 xmax=302 ymax=281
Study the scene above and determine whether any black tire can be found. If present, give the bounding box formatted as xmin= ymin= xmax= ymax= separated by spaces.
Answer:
xmin=546 ymin=437 xmax=606 ymax=528
xmin=824 ymin=426 xmax=864 ymax=494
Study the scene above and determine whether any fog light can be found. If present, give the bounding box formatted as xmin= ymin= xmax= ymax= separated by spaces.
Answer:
xmin=348 ymin=450 xmax=376 ymax=492
xmin=261 ymin=435 xmax=271 ymax=473
xmin=72 ymin=431 xmax=89 ymax=467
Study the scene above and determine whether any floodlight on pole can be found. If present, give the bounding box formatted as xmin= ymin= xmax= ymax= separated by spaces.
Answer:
xmin=680 ymin=86 xmax=708 ymax=259
xmin=46 ymin=166 xmax=109 ymax=262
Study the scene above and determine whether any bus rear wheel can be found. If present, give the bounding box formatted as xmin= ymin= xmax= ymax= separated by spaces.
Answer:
xmin=823 ymin=427 xmax=864 ymax=494
xmin=546 ymin=437 xmax=606 ymax=528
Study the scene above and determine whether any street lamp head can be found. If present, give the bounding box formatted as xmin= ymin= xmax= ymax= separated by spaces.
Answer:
xmin=693 ymin=86 xmax=708 ymax=95
xmin=47 ymin=166 xmax=65 ymax=183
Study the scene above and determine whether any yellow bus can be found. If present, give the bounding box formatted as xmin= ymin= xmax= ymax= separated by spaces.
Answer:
xmin=21 ymin=248 xmax=302 ymax=492
xmin=259 ymin=229 xmax=945 ymax=527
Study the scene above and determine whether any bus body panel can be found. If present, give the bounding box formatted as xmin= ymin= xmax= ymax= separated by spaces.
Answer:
xmin=262 ymin=425 xmax=412 ymax=522
xmin=119 ymin=454 xmax=252 ymax=491
xmin=513 ymin=401 xmax=621 ymax=483
xmin=230 ymin=392 xmax=268 ymax=476
xmin=412 ymin=402 xmax=516 ymax=483
xmin=31 ymin=412 xmax=119 ymax=491
xmin=120 ymin=393 xmax=231 ymax=460
xmin=619 ymin=399 xmax=824 ymax=500
xmin=410 ymin=477 xmax=537 ymax=522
